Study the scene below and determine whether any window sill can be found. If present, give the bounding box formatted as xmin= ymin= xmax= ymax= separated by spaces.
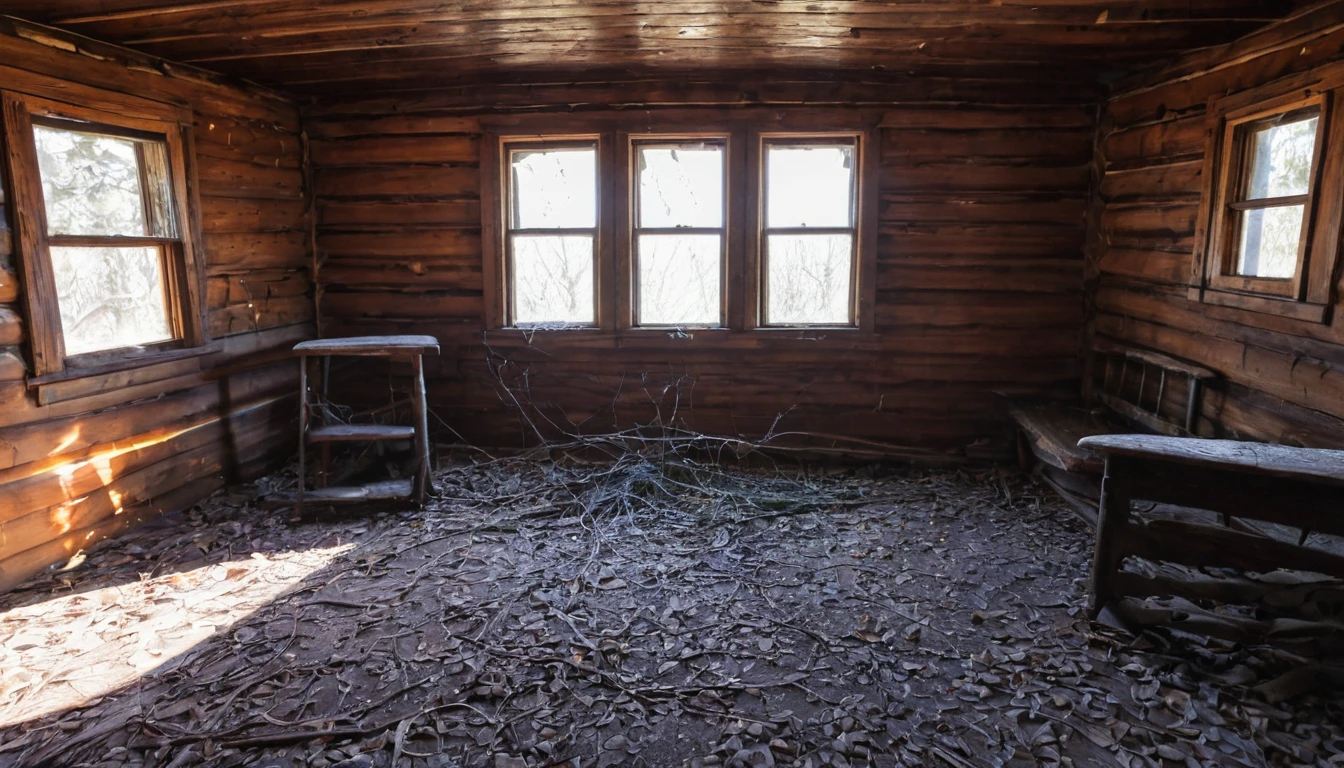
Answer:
xmin=1188 ymin=286 xmax=1330 ymax=324
xmin=27 ymin=345 xmax=213 ymax=406
xmin=484 ymin=326 xmax=879 ymax=349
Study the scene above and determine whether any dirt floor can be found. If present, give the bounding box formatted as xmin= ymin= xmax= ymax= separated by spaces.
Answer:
xmin=1 ymin=452 xmax=1341 ymax=768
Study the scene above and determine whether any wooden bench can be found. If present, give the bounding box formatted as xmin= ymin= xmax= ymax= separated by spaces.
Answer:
xmin=1009 ymin=342 xmax=1217 ymax=518
xmin=1082 ymin=434 xmax=1344 ymax=647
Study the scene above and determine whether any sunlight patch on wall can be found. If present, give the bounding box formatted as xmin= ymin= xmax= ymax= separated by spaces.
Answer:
xmin=51 ymin=428 xmax=81 ymax=457
xmin=50 ymin=425 xmax=192 ymax=502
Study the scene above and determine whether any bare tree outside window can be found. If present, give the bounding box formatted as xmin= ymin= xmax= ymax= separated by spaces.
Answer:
xmin=33 ymin=124 xmax=177 ymax=357
xmin=48 ymin=246 xmax=172 ymax=356
xmin=507 ymin=145 xmax=597 ymax=325
xmin=763 ymin=141 xmax=857 ymax=326
xmin=635 ymin=142 xmax=724 ymax=326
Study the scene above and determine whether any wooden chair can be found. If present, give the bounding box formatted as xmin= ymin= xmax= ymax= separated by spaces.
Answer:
xmin=293 ymin=335 xmax=439 ymax=518
xmin=1082 ymin=434 xmax=1344 ymax=646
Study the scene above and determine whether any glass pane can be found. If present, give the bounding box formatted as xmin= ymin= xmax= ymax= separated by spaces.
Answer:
xmin=637 ymin=145 xmax=723 ymax=228
xmin=637 ymin=234 xmax=721 ymax=326
xmin=511 ymin=235 xmax=594 ymax=325
xmin=767 ymin=144 xmax=854 ymax=228
xmin=1244 ymin=114 xmax=1317 ymax=200
xmin=1235 ymin=205 xmax=1304 ymax=279
xmin=50 ymin=246 xmax=173 ymax=356
xmin=34 ymin=125 xmax=147 ymax=237
xmin=510 ymin=147 xmax=596 ymax=229
xmin=766 ymin=234 xmax=853 ymax=325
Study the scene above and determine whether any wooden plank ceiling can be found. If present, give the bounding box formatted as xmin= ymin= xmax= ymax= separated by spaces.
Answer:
xmin=0 ymin=1 xmax=1302 ymax=97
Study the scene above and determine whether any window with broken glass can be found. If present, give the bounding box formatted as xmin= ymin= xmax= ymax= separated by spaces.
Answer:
xmin=505 ymin=141 xmax=599 ymax=327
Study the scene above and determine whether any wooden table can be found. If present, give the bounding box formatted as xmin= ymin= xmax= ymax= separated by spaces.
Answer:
xmin=1078 ymin=435 xmax=1344 ymax=620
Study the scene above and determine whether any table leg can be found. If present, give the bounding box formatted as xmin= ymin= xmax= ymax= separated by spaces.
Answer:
xmin=320 ymin=443 xmax=331 ymax=489
xmin=411 ymin=354 xmax=431 ymax=504
xmin=297 ymin=357 xmax=307 ymax=520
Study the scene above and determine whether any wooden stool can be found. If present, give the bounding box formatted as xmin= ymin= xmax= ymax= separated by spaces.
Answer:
xmin=293 ymin=335 xmax=439 ymax=518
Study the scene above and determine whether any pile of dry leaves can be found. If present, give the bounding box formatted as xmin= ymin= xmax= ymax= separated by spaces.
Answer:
xmin=0 ymin=440 xmax=1341 ymax=767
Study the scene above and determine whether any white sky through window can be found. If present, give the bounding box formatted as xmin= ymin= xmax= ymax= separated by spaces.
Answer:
xmin=767 ymin=146 xmax=854 ymax=228
xmin=511 ymin=147 xmax=595 ymax=229
xmin=638 ymin=146 xmax=723 ymax=228
xmin=764 ymin=143 xmax=856 ymax=325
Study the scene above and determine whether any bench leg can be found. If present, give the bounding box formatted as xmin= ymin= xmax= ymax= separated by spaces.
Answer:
xmin=1089 ymin=457 xmax=1132 ymax=618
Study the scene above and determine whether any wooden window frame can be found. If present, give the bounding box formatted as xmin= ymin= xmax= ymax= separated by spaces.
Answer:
xmin=1191 ymin=71 xmax=1344 ymax=324
xmin=630 ymin=135 xmax=729 ymax=329
xmin=481 ymin=114 xmax=878 ymax=337
xmin=3 ymin=86 xmax=209 ymax=387
xmin=497 ymin=136 xmax=602 ymax=329
xmin=755 ymin=134 xmax=863 ymax=329
xmin=1207 ymin=96 xmax=1325 ymax=299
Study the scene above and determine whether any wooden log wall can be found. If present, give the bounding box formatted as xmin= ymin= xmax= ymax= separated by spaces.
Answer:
xmin=305 ymin=75 xmax=1098 ymax=455
xmin=1089 ymin=2 xmax=1344 ymax=448
xmin=0 ymin=19 xmax=311 ymax=593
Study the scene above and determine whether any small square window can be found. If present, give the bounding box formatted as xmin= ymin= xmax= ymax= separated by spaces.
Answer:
xmin=633 ymin=140 xmax=725 ymax=327
xmin=506 ymin=143 xmax=598 ymax=326
xmin=761 ymin=139 xmax=858 ymax=326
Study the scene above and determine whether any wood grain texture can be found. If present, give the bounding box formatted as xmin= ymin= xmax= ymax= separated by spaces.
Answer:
xmin=1088 ymin=11 xmax=1344 ymax=449
xmin=0 ymin=22 xmax=310 ymax=593
xmin=1080 ymin=435 xmax=1344 ymax=484
xmin=0 ymin=1 xmax=1298 ymax=97
xmin=294 ymin=335 xmax=439 ymax=355
xmin=307 ymin=85 xmax=1091 ymax=452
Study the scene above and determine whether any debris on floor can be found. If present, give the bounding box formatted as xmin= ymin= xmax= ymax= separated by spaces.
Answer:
xmin=1 ymin=445 xmax=1341 ymax=767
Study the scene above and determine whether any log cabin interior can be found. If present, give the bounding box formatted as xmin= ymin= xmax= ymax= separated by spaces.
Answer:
xmin=1 ymin=1 xmax=1344 ymax=766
